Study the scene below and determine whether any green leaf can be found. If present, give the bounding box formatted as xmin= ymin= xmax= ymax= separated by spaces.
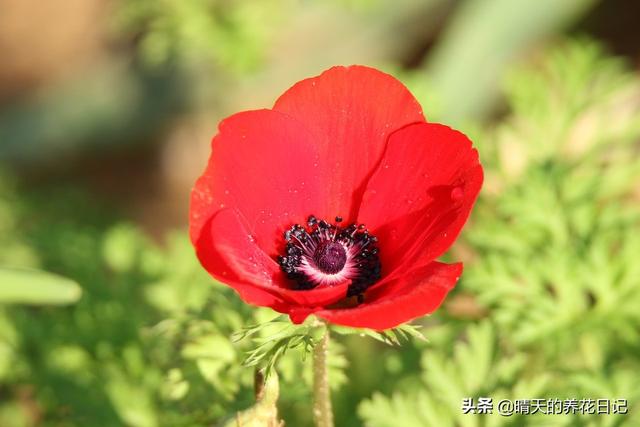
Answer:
xmin=0 ymin=267 xmax=82 ymax=305
xmin=233 ymin=317 xmax=325 ymax=377
xmin=331 ymin=323 xmax=427 ymax=346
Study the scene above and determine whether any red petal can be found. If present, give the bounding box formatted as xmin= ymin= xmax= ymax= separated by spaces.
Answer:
xmin=273 ymin=66 xmax=425 ymax=222
xmin=316 ymin=262 xmax=462 ymax=330
xmin=358 ymin=123 xmax=483 ymax=275
xmin=190 ymin=109 xmax=330 ymax=257
xmin=279 ymin=281 xmax=351 ymax=307
xmin=196 ymin=208 xmax=351 ymax=310
xmin=194 ymin=208 xmax=290 ymax=312
xmin=288 ymin=306 xmax=318 ymax=325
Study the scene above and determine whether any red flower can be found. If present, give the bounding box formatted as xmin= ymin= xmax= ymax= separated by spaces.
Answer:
xmin=190 ymin=66 xmax=483 ymax=330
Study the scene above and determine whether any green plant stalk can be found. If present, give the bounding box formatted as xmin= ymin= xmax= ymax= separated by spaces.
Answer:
xmin=312 ymin=328 xmax=334 ymax=427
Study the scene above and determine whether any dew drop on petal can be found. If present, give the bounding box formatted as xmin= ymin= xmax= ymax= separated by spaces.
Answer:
xmin=362 ymin=189 xmax=377 ymax=202
xmin=451 ymin=186 xmax=464 ymax=201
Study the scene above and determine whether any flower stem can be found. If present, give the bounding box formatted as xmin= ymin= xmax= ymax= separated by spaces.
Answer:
xmin=312 ymin=327 xmax=334 ymax=427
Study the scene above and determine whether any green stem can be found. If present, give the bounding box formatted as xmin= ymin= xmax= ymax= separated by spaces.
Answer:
xmin=312 ymin=328 xmax=334 ymax=427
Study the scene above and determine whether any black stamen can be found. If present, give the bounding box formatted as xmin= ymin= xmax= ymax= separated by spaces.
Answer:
xmin=307 ymin=215 xmax=317 ymax=227
xmin=277 ymin=215 xmax=381 ymax=298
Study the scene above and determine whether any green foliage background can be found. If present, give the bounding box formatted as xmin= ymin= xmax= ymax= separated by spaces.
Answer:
xmin=1 ymin=1 xmax=639 ymax=426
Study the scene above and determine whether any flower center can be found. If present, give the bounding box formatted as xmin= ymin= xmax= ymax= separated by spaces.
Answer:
xmin=313 ymin=241 xmax=347 ymax=274
xmin=277 ymin=215 xmax=381 ymax=297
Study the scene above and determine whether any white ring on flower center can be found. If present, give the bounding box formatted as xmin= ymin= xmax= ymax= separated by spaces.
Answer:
xmin=297 ymin=242 xmax=360 ymax=286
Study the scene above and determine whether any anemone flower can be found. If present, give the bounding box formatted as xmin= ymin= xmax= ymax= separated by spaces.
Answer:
xmin=190 ymin=65 xmax=483 ymax=330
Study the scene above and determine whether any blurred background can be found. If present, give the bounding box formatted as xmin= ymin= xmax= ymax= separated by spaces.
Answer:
xmin=1 ymin=0 xmax=639 ymax=426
